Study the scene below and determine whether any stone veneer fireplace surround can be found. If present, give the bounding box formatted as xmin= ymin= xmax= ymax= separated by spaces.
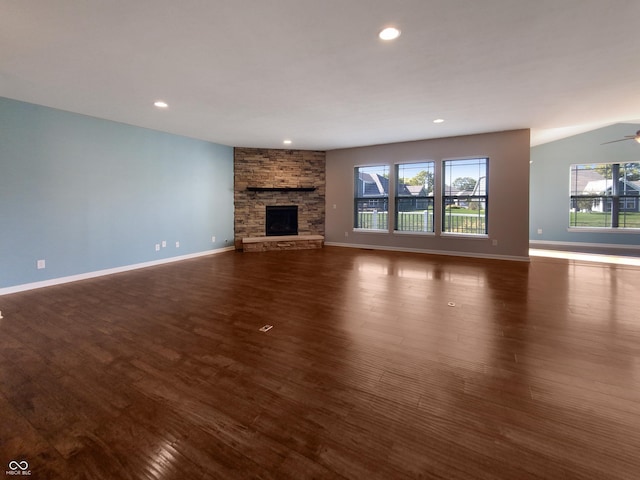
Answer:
xmin=234 ymin=148 xmax=326 ymax=250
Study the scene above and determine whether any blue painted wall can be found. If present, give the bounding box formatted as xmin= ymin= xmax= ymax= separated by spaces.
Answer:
xmin=530 ymin=123 xmax=640 ymax=249
xmin=0 ymin=97 xmax=234 ymax=289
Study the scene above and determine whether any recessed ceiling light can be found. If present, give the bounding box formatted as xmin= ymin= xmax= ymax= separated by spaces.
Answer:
xmin=379 ymin=27 xmax=401 ymax=41
xmin=283 ymin=139 xmax=292 ymax=145
xmin=154 ymin=100 xmax=169 ymax=108
xmin=433 ymin=118 xmax=445 ymax=124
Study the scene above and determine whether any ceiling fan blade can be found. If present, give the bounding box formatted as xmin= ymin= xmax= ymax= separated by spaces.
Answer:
xmin=601 ymin=138 xmax=634 ymax=145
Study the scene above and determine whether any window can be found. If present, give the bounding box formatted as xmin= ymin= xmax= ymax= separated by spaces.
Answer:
xmin=570 ymin=162 xmax=640 ymax=228
xmin=442 ymin=158 xmax=488 ymax=234
xmin=354 ymin=165 xmax=389 ymax=230
xmin=395 ymin=162 xmax=435 ymax=232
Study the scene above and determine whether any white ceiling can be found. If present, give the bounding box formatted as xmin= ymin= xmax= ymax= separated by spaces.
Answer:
xmin=2 ymin=0 xmax=639 ymax=150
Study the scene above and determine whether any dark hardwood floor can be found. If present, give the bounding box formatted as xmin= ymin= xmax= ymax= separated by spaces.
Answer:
xmin=1 ymin=246 xmax=639 ymax=479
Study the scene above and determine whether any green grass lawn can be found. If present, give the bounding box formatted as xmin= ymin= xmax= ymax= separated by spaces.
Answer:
xmin=570 ymin=211 xmax=640 ymax=228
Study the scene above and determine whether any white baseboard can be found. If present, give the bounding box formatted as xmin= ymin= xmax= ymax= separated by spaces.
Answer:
xmin=324 ymin=242 xmax=530 ymax=262
xmin=529 ymin=239 xmax=640 ymax=253
xmin=0 ymin=246 xmax=235 ymax=296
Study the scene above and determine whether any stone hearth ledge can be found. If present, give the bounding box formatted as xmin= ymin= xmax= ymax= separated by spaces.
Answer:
xmin=242 ymin=235 xmax=324 ymax=252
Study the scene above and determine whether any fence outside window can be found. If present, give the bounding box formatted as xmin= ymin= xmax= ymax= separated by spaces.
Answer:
xmin=357 ymin=210 xmax=486 ymax=234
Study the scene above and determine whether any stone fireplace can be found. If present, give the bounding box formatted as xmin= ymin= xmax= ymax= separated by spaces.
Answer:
xmin=234 ymin=148 xmax=326 ymax=250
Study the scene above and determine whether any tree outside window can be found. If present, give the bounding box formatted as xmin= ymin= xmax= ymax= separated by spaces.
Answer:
xmin=442 ymin=158 xmax=488 ymax=234
xmin=395 ymin=162 xmax=435 ymax=232
xmin=570 ymin=162 xmax=640 ymax=228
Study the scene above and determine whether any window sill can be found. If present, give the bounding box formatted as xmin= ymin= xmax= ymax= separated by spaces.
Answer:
xmin=353 ymin=228 xmax=389 ymax=234
xmin=440 ymin=233 xmax=489 ymax=240
xmin=393 ymin=230 xmax=435 ymax=236
xmin=567 ymin=227 xmax=640 ymax=234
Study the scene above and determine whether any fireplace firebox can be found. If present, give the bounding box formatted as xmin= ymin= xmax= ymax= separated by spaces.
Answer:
xmin=265 ymin=205 xmax=298 ymax=236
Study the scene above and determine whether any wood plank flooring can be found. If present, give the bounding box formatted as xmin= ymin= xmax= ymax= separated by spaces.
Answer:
xmin=1 ymin=246 xmax=639 ymax=479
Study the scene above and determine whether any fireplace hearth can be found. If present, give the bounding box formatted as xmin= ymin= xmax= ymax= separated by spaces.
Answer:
xmin=266 ymin=205 xmax=298 ymax=236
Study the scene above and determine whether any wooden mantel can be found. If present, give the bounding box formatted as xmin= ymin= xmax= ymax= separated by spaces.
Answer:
xmin=246 ymin=187 xmax=316 ymax=192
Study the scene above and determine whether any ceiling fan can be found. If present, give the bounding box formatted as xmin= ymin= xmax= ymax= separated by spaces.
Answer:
xmin=601 ymin=130 xmax=640 ymax=145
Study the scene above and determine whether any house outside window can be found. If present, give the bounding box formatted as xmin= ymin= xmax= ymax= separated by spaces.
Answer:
xmin=570 ymin=162 xmax=640 ymax=228
xmin=395 ymin=162 xmax=435 ymax=232
xmin=442 ymin=158 xmax=488 ymax=235
xmin=354 ymin=165 xmax=389 ymax=230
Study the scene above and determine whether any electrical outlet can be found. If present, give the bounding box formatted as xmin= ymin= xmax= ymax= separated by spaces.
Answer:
xmin=161 ymin=240 xmax=167 ymax=248
xmin=155 ymin=244 xmax=160 ymax=252
xmin=537 ymin=228 xmax=543 ymax=234
xmin=211 ymin=236 xmax=216 ymax=243
xmin=344 ymin=231 xmax=349 ymax=237
xmin=37 ymin=259 xmax=46 ymax=269
xmin=492 ymin=239 xmax=498 ymax=246
xmin=175 ymin=241 xmax=180 ymax=248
